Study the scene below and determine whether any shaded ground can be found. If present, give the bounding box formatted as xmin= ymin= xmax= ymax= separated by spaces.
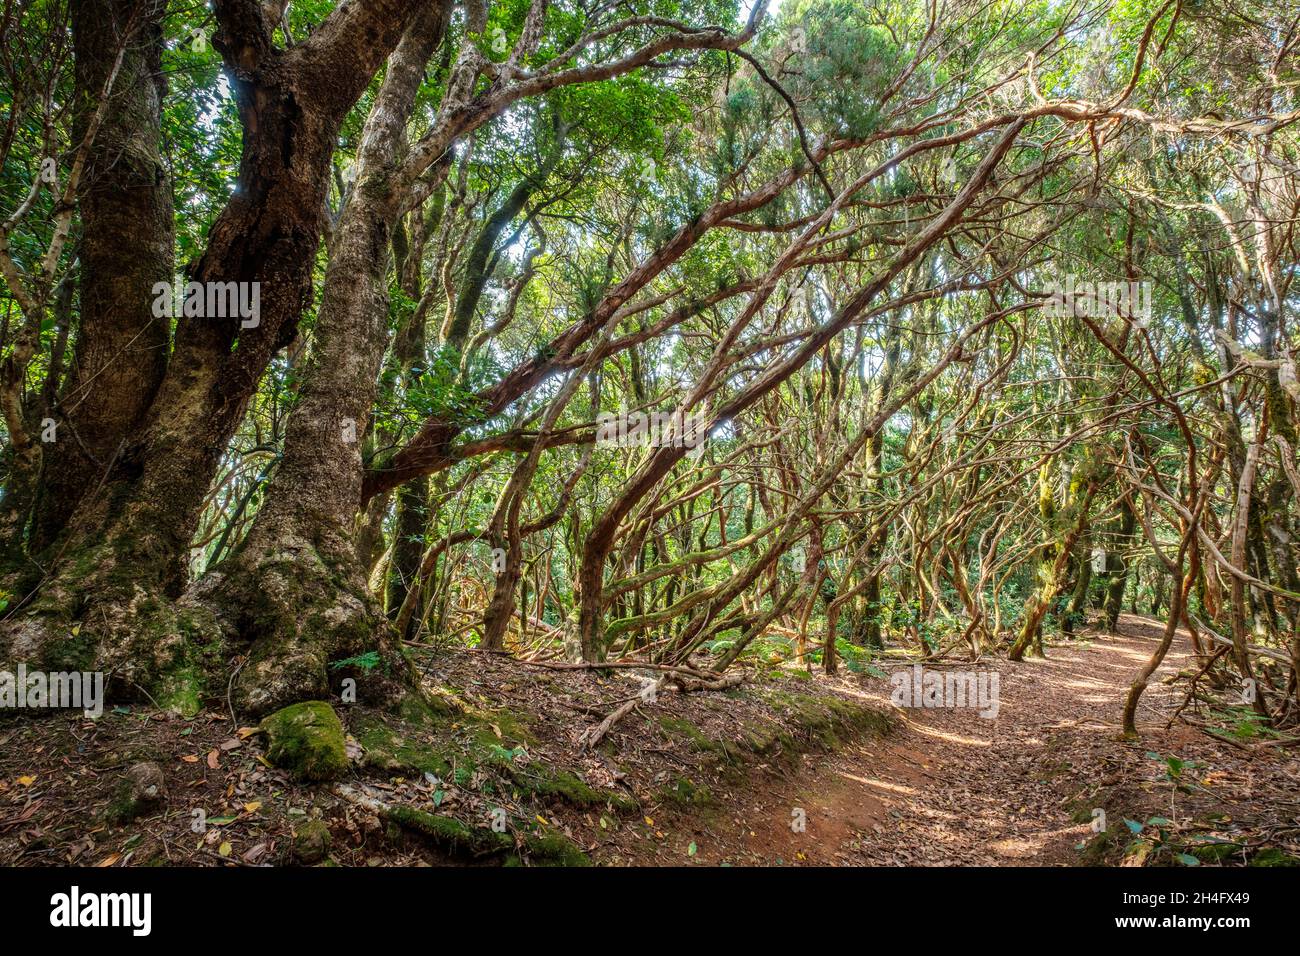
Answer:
xmin=0 ymin=645 xmax=891 ymax=866
xmin=1 ymin=613 xmax=1296 ymax=866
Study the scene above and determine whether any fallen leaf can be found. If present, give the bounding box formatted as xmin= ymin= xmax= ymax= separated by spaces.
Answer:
xmin=207 ymin=749 xmax=220 ymax=769
xmin=16 ymin=775 xmax=35 ymax=787
xmin=218 ymin=841 xmax=232 ymax=857
xmin=243 ymin=801 xmax=262 ymax=814
xmin=181 ymin=755 xmax=199 ymax=763
xmin=96 ymin=853 xmax=121 ymax=867
xmin=243 ymin=843 xmax=268 ymax=863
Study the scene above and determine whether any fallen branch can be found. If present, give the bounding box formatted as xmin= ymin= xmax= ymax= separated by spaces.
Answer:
xmin=578 ymin=671 xmax=745 ymax=749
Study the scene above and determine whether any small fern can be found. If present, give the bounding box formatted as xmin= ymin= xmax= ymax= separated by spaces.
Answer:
xmin=328 ymin=650 xmax=381 ymax=672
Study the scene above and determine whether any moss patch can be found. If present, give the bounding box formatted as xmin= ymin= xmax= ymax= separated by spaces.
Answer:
xmin=758 ymin=689 xmax=892 ymax=748
xmin=658 ymin=775 xmax=714 ymax=808
xmin=387 ymin=806 xmax=512 ymax=857
xmin=656 ymin=690 xmax=891 ymax=775
xmin=510 ymin=766 xmax=637 ymax=812
xmin=658 ymin=716 xmax=743 ymax=764
xmin=1250 ymin=847 xmax=1300 ymax=867
xmin=352 ymin=712 xmax=452 ymax=779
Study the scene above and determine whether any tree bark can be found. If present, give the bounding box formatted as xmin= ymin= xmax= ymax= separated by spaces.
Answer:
xmin=29 ymin=0 xmax=173 ymax=555
xmin=199 ymin=1 xmax=449 ymax=716
xmin=2 ymin=0 xmax=436 ymax=711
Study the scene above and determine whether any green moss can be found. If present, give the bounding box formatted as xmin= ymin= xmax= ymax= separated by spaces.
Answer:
xmin=104 ymin=792 xmax=140 ymax=825
xmin=739 ymin=721 xmax=793 ymax=756
xmin=659 ymin=776 xmax=714 ymax=807
xmin=1189 ymin=841 xmax=1240 ymax=863
xmin=260 ymin=701 xmax=349 ymax=781
xmin=513 ymin=766 xmax=637 ymax=812
xmin=658 ymin=716 xmax=741 ymax=762
xmin=1068 ymin=804 xmax=1097 ymax=825
xmin=156 ymin=667 xmax=202 ymax=718
xmin=43 ymin=623 xmax=97 ymax=673
xmin=386 ymin=807 xmax=513 ymax=856
xmin=103 ymin=763 xmax=166 ymax=825
xmin=400 ymin=688 xmax=463 ymax=721
xmin=521 ymin=832 xmax=590 ymax=867
xmin=469 ymin=708 xmax=535 ymax=748
xmin=1250 ymin=847 xmax=1300 ymax=867
xmin=657 ymin=691 xmax=890 ymax=774
xmin=292 ymin=819 xmax=332 ymax=864
xmin=1077 ymin=829 xmax=1119 ymax=865
xmin=353 ymin=713 xmax=452 ymax=778
xmin=760 ymin=689 xmax=892 ymax=748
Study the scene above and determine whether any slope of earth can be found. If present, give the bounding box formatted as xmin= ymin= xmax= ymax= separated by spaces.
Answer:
xmin=0 ymin=647 xmax=893 ymax=866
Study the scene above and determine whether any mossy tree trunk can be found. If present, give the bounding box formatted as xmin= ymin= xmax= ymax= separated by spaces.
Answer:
xmin=1101 ymin=494 xmax=1137 ymax=631
xmin=1009 ymin=459 xmax=1097 ymax=661
xmin=199 ymin=4 xmax=449 ymax=716
xmin=28 ymin=0 xmax=173 ymax=556
xmin=1 ymin=0 xmax=434 ymax=709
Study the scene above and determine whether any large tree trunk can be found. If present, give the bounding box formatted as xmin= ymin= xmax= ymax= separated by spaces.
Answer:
xmin=1102 ymin=495 xmax=1137 ymax=631
xmin=1 ymin=0 xmax=433 ymax=712
xmin=199 ymin=3 xmax=448 ymax=716
xmin=1009 ymin=464 xmax=1097 ymax=661
xmin=29 ymin=0 xmax=173 ymax=556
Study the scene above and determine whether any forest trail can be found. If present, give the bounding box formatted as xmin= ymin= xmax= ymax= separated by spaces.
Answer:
xmin=656 ymin=615 xmax=1286 ymax=867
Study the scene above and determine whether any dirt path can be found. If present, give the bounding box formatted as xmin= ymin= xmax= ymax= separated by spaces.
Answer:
xmin=662 ymin=615 xmax=1299 ymax=866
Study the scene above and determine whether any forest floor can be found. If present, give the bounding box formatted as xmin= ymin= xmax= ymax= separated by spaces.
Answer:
xmin=674 ymin=613 xmax=1300 ymax=867
xmin=1 ymin=613 xmax=1297 ymax=866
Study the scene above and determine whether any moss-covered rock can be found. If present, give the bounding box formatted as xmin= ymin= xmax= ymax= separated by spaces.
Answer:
xmin=292 ymin=819 xmax=332 ymax=864
xmin=105 ymin=761 xmax=167 ymax=825
xmin=260 ymin=701 xmax=348 ymax=781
